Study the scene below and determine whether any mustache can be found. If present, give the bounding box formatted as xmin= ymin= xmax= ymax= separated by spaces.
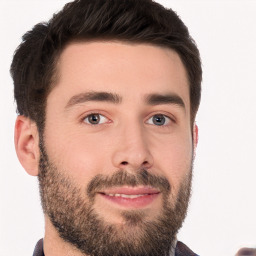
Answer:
xmin=87 ymin=169 xmax=170 ymax=198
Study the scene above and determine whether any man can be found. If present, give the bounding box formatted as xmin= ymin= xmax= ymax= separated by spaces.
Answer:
xmin=11 ymin=0 xmax=202 ymax=255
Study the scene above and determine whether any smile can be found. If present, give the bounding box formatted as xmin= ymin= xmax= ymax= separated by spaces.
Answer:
xmin=104 ymin=193 xmax=150 ymax=198
xmin=98 ymin=187 xmax=160 ymax=208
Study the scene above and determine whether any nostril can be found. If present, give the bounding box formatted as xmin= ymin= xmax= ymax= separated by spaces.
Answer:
xmin=142 ymin=161 xmax=151 ymax=168
xmin=120 ymin=161 xmax=150 ymax=167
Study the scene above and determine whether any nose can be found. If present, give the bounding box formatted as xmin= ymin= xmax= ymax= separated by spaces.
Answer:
xmin=111 ymin=124 xmax=154 ymax=170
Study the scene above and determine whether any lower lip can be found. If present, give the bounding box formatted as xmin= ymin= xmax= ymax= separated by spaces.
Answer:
xmin=99 ymin=193 xmax=160 ymax=208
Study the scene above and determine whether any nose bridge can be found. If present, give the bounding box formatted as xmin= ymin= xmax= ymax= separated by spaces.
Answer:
xmin=112 ymin=119 xmax=153 ymax=170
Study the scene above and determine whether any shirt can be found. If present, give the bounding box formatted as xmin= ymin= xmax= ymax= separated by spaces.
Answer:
xmin=33 ymin=238 xmax=199 ymax=256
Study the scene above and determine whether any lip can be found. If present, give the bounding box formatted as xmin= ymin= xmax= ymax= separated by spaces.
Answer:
xmin=98 ymin=186 xmax=160 ymax=209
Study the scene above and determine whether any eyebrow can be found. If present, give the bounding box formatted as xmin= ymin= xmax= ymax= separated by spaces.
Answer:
xmin=65 ymin=91 xmax=185 ymax=110
xmin=65 ymin=91 xmax=122 ymax=109
xmin=145 ymin=93 xmax=185 ymax=109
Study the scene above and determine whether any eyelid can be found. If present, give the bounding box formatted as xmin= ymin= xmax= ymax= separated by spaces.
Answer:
xmin=81 ymin=111 xmax=112 ymax=125
xmin=79 ymin=111 xmax=176 ymax=126
xmin=145 ymin=112 xmax=176 ymax=125
xmin=146 ymin=115 xmax=171 ymax=126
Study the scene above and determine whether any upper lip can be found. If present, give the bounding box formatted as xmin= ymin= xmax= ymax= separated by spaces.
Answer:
xmin=99 ymin=186 xmax=160 ymax=195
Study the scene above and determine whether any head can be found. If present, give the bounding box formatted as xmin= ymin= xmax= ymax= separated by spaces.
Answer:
xmin=12 ymin=1 xmax=202 ymax=255
xmin=11 ymin=0 xmax=201 ymax=131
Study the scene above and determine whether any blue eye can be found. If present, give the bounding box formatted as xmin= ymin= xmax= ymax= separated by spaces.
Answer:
xmin=147 ymin=114 xmax=171 ymax=126
xmin=83 ymin=113 xmax=108 ymax=125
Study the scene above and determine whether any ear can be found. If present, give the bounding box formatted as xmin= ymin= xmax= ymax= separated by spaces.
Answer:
xmin=193 ymin=123 xmax=199 ymax=156
xmin=14 ymin=115 xmax=40 ymax=176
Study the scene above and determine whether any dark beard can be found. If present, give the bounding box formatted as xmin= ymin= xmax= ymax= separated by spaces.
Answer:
xmin=38 ymin=140 xmax=192 ymax=256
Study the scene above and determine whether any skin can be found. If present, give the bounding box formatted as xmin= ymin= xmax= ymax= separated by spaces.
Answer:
xmin=15 ymin=41 xmax=198 ymax=256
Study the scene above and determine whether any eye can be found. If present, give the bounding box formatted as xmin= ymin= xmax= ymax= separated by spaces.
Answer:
xmin=147 ymin=114 xmax=171 ymax=126
xmin=83 ymin=113 xmax=109 ymax=125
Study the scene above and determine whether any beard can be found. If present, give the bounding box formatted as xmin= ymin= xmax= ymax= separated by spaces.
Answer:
xmin=38 ymin=139 xmax=193 ymax=256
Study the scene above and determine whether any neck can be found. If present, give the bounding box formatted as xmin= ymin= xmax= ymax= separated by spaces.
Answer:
xmin=44 ymin=217 xmax=86 ymax=256
xmin=170 ymin=239 xmax=177 ymax=256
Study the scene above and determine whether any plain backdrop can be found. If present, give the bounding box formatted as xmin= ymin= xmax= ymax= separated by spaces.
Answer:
xmin=1 ymin=1 xmax=256 ymax=255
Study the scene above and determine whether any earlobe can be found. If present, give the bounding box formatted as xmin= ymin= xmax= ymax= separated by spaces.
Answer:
xmin=193 ymin=123 xmax=199 ymax=155
xmin=15 ymin=115 xmax=40 ymax=176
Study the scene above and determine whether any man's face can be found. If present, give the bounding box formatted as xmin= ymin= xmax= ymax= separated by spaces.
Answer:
xmin=39 ymin=41 xmax=196 ymax=255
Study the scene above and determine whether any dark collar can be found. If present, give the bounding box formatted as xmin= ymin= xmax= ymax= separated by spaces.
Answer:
xmin=32 ymin=239 xmax=198 ymax=256
xmin=32 ymin=239 xmax=44 ymax=256
xmin=175 ymin=241 xmax=199 ymax=256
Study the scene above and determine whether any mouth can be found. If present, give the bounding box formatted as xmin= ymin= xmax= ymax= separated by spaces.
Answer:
xmin=98 ymin=186 xmax=161 ymax=209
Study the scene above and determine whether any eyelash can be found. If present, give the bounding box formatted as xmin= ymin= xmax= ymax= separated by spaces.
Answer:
xmin=146 ymin=114 xmax=173 ymax=127
xmin=81 ymin=112 xmax=176 ymax=127
xmin=82 ymin=112 xmax=111 ymax=125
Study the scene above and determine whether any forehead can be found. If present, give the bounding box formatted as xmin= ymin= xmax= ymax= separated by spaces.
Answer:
xmin=51 ymin=41 xmax=189 ymax=108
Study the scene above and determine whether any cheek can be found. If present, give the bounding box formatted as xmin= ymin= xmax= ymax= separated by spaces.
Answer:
xmin=44 ymin=127 xmax=112 ymax=183
xmin=152 ymin=132 xmax=193 ymax=190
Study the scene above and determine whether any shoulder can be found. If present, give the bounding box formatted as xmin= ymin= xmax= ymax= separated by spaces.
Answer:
xmin=32 ymin=239 xmax=44 ymax=256
xmin=175 ymin=241 xmax=199 ymax=256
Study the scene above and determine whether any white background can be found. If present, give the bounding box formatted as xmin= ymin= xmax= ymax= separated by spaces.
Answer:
xmin=1 ymin=1 xmax=256 ymax=255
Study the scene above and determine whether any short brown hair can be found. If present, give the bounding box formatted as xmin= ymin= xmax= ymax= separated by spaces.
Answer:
xmin=10 ymin=0 xmax=202 ymax=131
